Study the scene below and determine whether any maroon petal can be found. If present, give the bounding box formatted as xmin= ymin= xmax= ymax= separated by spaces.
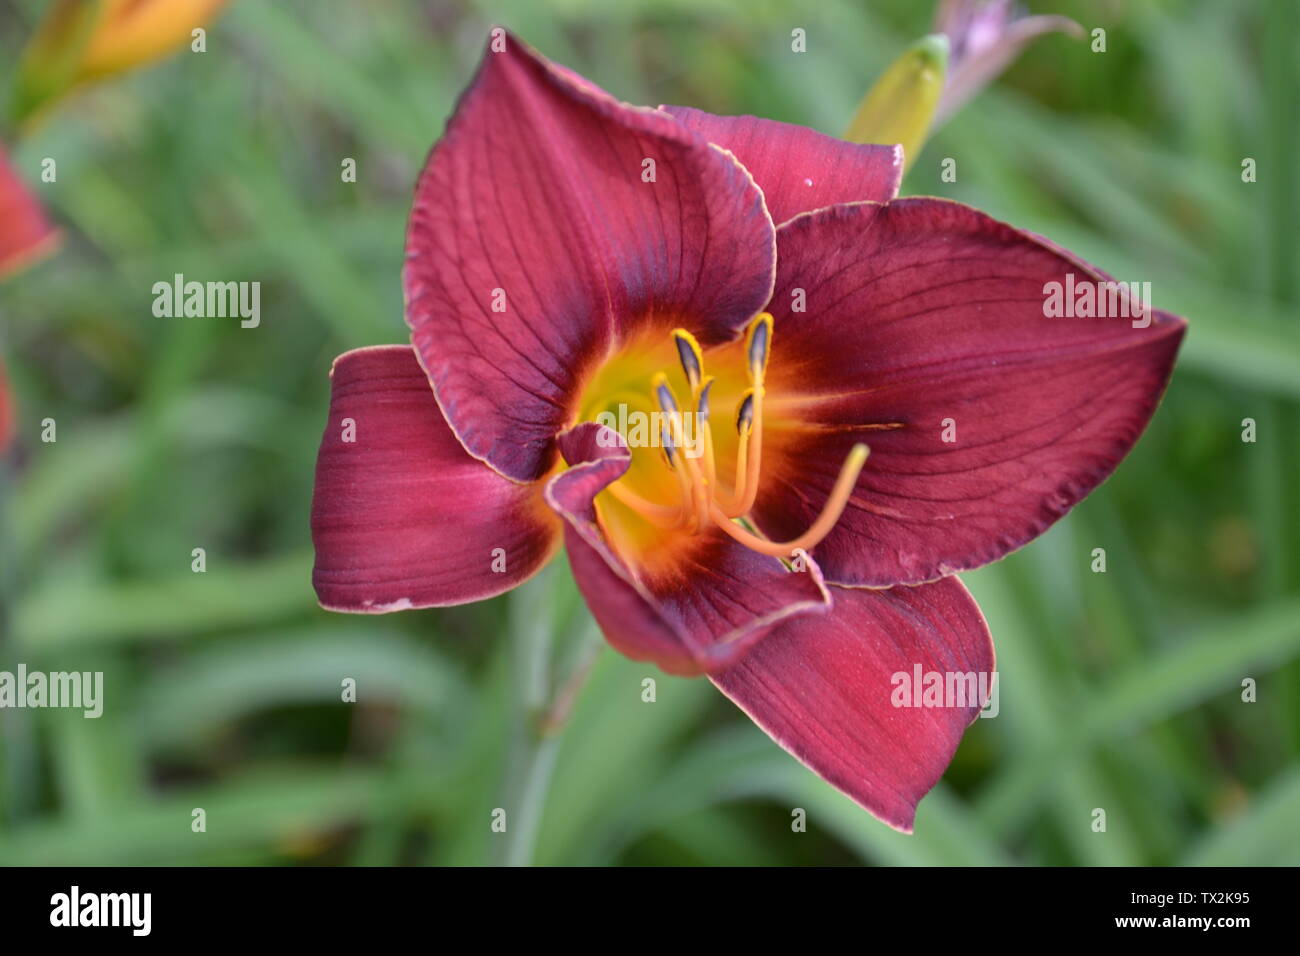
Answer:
xmin=311 ymin=345 xmax=561 ymax=612
xmin=405 ymin=34 xmax=776 ymax=484
xmin=756 ymin=199 xmax=1186 ymax=587
xmin=713 ymin=575 xmax=994 ymax=832
xmin=546 ymin=422 xmax=830 ymax=676
xmin=662 ymin=106 xmax=903 ymax=225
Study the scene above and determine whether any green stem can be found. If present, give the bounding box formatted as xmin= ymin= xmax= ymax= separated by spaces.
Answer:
xmin=498 ymin=733 xmax=560 ymax=868
xmin=494 ymin=568 xmax=602 ymax=867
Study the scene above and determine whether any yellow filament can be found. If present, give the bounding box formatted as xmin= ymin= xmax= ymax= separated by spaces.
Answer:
xmin=680 ymin=434 xmax=710 ymax=530
xmin=696 ymin=374 xmax=718 ymax=493
xmin=702 ymin=420 xmax=717 ymax=492
xmin=728 ymin=313 xmax=772 ymax=516
xmin=737 ymin=384 xmax=764 ymax=515
xmin=725 ymin=417 xmax=752 ymax=517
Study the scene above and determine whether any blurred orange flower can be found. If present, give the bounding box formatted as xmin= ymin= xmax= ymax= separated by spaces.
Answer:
xmin=11 ymin=0 xmax=231 ymax=126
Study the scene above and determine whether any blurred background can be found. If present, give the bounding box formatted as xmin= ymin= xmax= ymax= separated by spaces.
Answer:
xmin=1 ymin=0 xmax=1298 ymax=866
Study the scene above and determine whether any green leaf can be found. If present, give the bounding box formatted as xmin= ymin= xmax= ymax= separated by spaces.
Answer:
xmin=977 ymin=596 xmax=1300 ymax=834
xmin=12 ymin=552 xmax=317 ymax=651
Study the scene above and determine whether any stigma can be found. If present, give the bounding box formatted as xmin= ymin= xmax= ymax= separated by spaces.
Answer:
xmin=605 ymin=313 xmax=869 ymax=561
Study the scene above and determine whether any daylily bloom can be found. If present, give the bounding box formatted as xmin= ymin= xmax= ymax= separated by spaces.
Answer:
xmin=311 ymin=33 xmax=1185 ymax=831
xmin=1 ymin=145 xmax=62 ymax=452
xmin=0 ymin=146 xmax=60 ymax=280
xmin=11 ymin=0 xmax=230 ymax=126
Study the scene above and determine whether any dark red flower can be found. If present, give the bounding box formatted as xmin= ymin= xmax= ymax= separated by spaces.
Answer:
xmin=1 ymin=144 xmax=61 ymax=452
xmin=0 ymin=145 xmax=59 ymax=281
xmin=311 ymin=34 xmax=1184 ymax=831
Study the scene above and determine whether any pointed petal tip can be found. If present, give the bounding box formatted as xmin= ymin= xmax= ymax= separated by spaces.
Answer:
xmin=761 ymin=197 xmax=1187 ymax=588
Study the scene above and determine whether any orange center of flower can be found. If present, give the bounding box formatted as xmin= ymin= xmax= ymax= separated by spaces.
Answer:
xmin=575 ymin=314 xmax=868 ymax=571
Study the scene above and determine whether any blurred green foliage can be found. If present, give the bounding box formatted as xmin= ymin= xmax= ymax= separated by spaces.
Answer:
xmin=1 ymin=0 xmax=1297 ymax=866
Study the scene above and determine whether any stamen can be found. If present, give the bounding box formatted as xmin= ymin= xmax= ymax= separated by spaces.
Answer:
xmin=697 ymin=377 xmax=716 ymax=491
xmin=660 ymin=421 xmax=677 ymax=469
xmin=730 ymin=313 xmax=772 ymax=516
xmin=745 ymin=312 xmax=773 ymax=383
xmin=654 ymin=376 xmax=679 ymax=415
xmin=672 ymin=328 xmax=704 ymax=392
xmin=724 ymin=388 xmax=755 ymax=517
xmin=734 ymin=390 xmax=754 ymax=433
xmin=602 ymin=317 xmax=867 ymax=560
xmin=659 ymin=422 xmax=700 ymax=530
xmin=697 ymin=377 xmax=714 ymax=423
xmin=710 ymin=444 xmax=870 ymax=557
xmin=737 ymin=383 xmax=764 ymax=514
xmin=653 ymin=372 xmax=709 ymax=531
xmin=729 ymin=419 xmax=751 ymax=517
